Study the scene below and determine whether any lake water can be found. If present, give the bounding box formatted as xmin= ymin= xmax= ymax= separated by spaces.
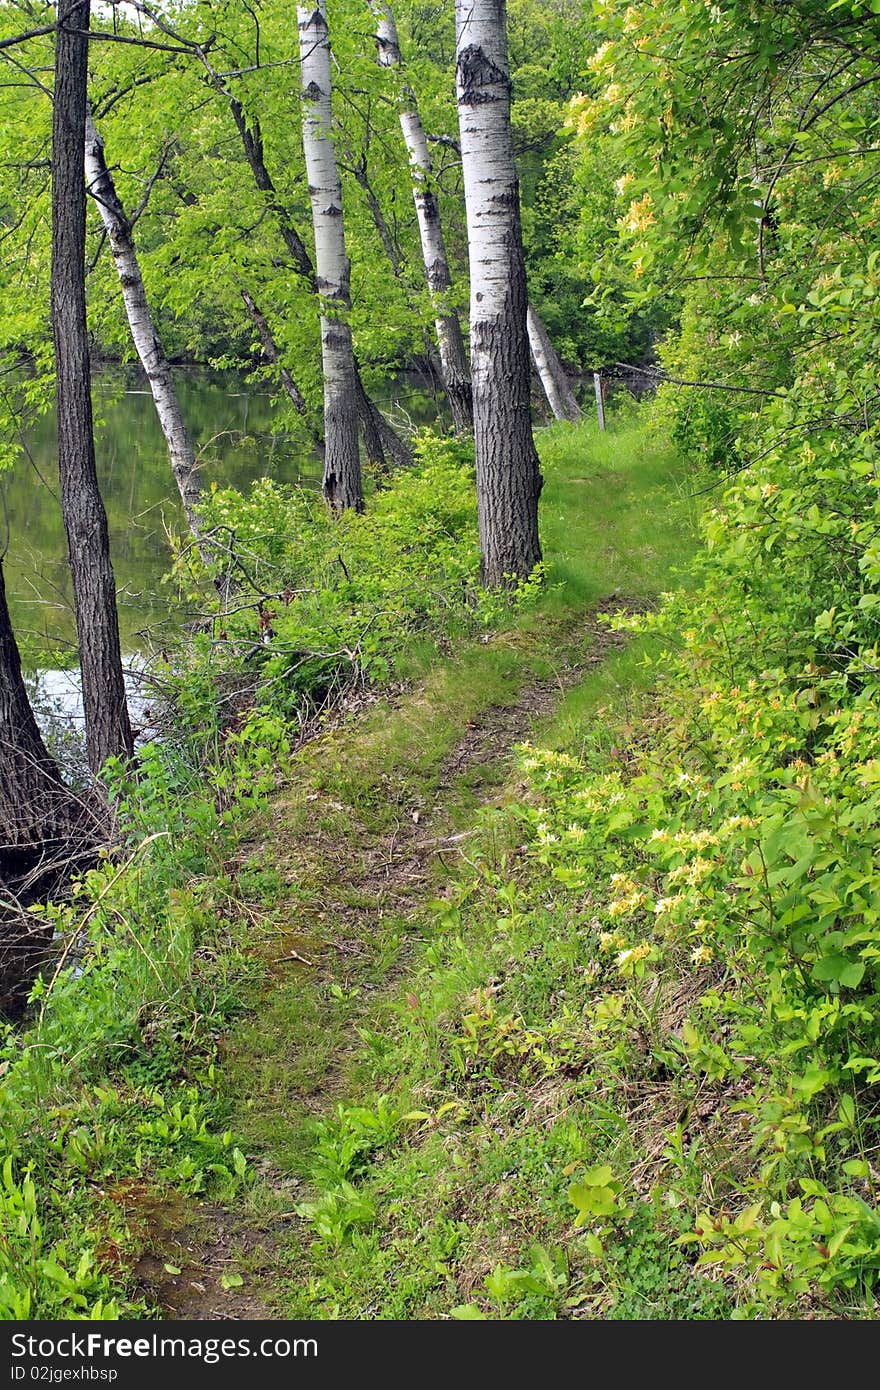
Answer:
xmin=4 ymin=364 xmax=450 ymax=670
xmin=5 ymin=360 xmax=603 ymax=758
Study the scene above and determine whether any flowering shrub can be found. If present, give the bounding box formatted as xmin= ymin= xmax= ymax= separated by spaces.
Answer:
xmin=505 ymin=354 xmax=880 ymax=1305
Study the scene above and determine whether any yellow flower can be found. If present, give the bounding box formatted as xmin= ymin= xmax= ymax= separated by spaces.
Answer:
xmin=587 ymin=41 xmax=615 ymax=73
xmin=621 ymin=100 xmax=640 ymax=133
xmin=620 ymin=194 xmax=655 ymax=234
xmin=617 ymin=943 xmax=652 ymax=973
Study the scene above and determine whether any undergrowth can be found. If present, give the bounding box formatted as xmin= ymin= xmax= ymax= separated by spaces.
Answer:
xmin=1 ymin=418 xmax=671 ymax=1318
xmin=280 ymin=365 xmax=880 ymax=1319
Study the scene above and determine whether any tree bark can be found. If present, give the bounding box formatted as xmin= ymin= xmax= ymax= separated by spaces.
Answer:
xmin=84 ymin=109 xmax=210 ymax=555
xmin=350 ymin=155 xmax=404 ymax=277
xmin=0 ymin=560 xmax=101 ymax=1015
xmin=298 ymin=2 xmax=362 ymax=514
xmin=527 ymin=304 xmax=582 ymax=423
xmin=353 ymin=369 xmax=412 ymax=472
xmin=375 ymin=3 xmax=473 ymax=435
xmin=240 ymin=288 xmax=325 ymax=457
xmin=224 ymin=90 xmax=412 ymax=471
xmin=52 ymin=0 xmax=133 ymax=773
xmin=228 ymin=99 xmax=317 ymax=284
xmin=455 ymin=0 xmax=543 ymax=586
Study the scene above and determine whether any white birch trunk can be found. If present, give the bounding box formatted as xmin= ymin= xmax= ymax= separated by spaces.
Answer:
xmin=375 ymin=3 xmax=473 ymax=434
xmin=456 ymin=0 xmax=542 ymax=586
xmin=298 ymin=3 xmax=363 ymax=513
xmin=83 ymin=109 xmax=208 ymax=555
xmin=527 ymin=304 xmax=582 ymax=422
xmin=224 ymin=84 xmax=410 ymax=471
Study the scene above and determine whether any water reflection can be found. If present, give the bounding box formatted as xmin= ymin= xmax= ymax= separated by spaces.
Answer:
xmin=25 ymin=665 xmax=153 ymax=786
xmin=3 ymin=364 xmax=448 ymax=665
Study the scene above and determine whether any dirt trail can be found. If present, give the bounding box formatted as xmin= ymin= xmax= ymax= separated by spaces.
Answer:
xmin=134 ymin=598 xmax=641 ymax=1319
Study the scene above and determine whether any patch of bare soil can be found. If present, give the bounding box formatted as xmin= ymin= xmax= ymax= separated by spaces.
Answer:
xmin=132 ymin=1204 xmax=276 ymax=1320
xmin=440 ymin=595 xmax=638 ymax=780
xmin=135 ymin=595 xmax=646 ymax=1319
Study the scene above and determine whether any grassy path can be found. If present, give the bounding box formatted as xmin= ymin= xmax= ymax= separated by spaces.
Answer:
xmin=135 ymin=420 xmax=697 ymax=1319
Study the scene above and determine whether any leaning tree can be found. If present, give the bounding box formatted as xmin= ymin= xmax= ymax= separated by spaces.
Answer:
xmin=84 ymin=108 xmax=210 ymax=559
xmin=0 ymin=560 xmax=101 ymax=1015
xmin=374 ymin=2 xmax=473 ymax=435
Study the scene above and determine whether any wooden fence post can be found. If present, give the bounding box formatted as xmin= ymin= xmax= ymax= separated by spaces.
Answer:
xmin=593 ymin=371 xmax=606 ymax=431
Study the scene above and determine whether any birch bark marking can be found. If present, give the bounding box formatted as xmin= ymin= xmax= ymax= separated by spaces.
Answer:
xmin=455 ymin=0 xmax=542 ymax=586
xmin=52 ymin=0 xmax=133 ymax=772
xmin=84 ymin=110 xmax=209 ymax=556
xmin=298 ymin=3 xmax=363 ymax=513
xmin=223 ymin=91 xmax=411 ymax=470
xmin=375 ymin=4 xmax=473 ymax=434
xmin=527 ymin=304 xmax=582 ymax=423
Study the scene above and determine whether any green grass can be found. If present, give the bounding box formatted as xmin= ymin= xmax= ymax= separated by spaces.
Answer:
xmin=310 ymin=416 xmax=693 ymax=805
xmin=538 ymin=414 xmax=698 ymax=608
xmin=201 ymin=412 xmax=705 ymax=1317
xmin=0 ymin=408 xmax=700 ymax=1319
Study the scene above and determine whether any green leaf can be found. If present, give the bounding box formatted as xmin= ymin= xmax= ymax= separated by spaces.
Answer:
xmin=839 ymin=1094 xmax=856 ymax=1128
xmin=569 ymin=1181 xmax=620 ymax=1223
xmin=842 ymin=1158 xmax=869 ymax=1178
xmin=449 ymin=1304 xmax=487 ymax=1319
xmin=812 ymin=953 xmax=865 ymax=988
xmin=580 ymin=1165 xmax=615 ymax=1187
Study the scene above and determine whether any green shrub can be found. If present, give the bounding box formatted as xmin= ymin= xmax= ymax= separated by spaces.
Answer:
xmin=165 ymin=431 xmax=540 ymax=733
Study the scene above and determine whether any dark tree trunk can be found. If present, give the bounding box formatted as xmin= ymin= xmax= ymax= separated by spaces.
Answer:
xmin=52 ymin=0 xmax=133 ymax=773
xmin=240 ymin=288 xmax=326 ymax=458
xmin=226 ymin=93 xmax=412 ymax=472
xmin=353 ymin=370 xmax=412 ymax=472
xmin=472 ymin=312 xmax=544 ymax=584
xmin=0 ymin=561 xmax=101 ymax=1016
xmin=350 ymin=158 xmax=405 ymax=277
xmin=228 ymin=101 xmax=317 ymax=284
xmin=456 ymin=0 xmax=543 ymax=586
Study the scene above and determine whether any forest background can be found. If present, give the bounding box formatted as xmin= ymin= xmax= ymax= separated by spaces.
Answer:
xmin=0 ymin=0 xmax=879 ymax=1321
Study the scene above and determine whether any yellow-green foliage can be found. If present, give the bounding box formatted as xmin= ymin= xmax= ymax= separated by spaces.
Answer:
xmin=278 ymin=367 xmax=880 ymax=1315
xmin=508 ymin=365 xmax=880 ymax=1306
xmin=173 ymin=433 xmax=539 ymax=725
